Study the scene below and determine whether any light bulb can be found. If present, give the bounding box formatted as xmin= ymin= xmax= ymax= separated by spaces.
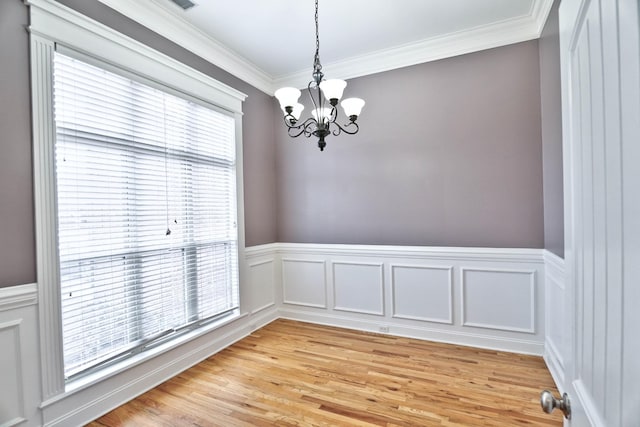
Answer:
xmin=311 ymin=107 xmax=333 ymax=124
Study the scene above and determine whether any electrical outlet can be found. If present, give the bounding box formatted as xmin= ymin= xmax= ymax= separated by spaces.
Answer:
xmin=379 ymin=325 xmax=390 ymax=333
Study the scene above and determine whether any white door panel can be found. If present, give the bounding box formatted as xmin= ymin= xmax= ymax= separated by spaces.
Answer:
xmin=559 ymin=0 xmax=640 ymax=426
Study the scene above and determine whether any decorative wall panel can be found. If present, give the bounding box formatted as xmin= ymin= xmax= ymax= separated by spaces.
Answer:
xmin=332 ymin=262 xmax=384 ymax=315
xmin=392 ymin=265 xmax=453 ymax=324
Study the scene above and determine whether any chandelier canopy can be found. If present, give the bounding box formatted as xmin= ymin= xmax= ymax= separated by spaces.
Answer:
xmin=275 ymin=0 xmax=365 ymax=151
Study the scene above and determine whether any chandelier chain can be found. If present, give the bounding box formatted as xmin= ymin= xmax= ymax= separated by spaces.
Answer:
xmin=313 ymin=0 xmax=322 ymax=75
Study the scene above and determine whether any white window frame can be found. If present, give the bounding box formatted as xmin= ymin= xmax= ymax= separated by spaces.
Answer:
xmin=28 ymin=0 xmax=247 ymax=402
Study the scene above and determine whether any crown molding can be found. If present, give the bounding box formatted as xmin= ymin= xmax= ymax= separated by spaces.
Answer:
xmin=96 ymin=0 xmax=273 ymax=94
xmin=274 ymin=0 xmax=555 ymax=90
xmin=96 ymin=0 xmax=554 ymax=95
xmin=531 ymin=0 xmax=556 ymax=35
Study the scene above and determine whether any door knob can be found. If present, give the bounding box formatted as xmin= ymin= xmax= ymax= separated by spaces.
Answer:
xmin=540 ymin=390 xmax=571 ymax=419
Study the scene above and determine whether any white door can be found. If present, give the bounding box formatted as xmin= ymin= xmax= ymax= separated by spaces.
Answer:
xmin=559 ymin=0 xmax=640 ymax=425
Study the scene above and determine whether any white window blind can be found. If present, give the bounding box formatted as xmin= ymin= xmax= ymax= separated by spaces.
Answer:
xmin=52 ymin=52 xmax=239 ymax=379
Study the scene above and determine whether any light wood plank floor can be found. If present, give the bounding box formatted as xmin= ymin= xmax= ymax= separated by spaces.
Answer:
xmin=88 ymin=319 xmax=562 ymax=426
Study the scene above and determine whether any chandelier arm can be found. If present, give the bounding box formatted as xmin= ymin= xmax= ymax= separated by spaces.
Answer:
xmin=328 ymin=105 xmax=337 ymax=123
xmin=307 ymin=81 xmax=320 ymax=114
xmin=306 ymin=80 xmax=328 ymax=131
xmin=282 ymin=115 xmax=315 ymax=130
xmin=285 ymin=117 xmax=318 ymax=138
xmin=331 ymin=121 xmax=359 ymax=136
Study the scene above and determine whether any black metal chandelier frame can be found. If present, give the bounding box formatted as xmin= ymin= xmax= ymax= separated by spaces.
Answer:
xmin=277 ymin=0 xmax=363 ymax=151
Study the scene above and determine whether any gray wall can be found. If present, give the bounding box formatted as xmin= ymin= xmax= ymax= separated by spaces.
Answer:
xmin=539 ymin=1 xmax=565 ymax=258
xmin=276 ymin=41 xmax=545 ymax=248
xmin=0 ymin=0 xmax=35 ymax=287
xmin=0 ymin=0 xmax=277 ymax=288
xmin=0 ymin=0 xmax=562 ymax=287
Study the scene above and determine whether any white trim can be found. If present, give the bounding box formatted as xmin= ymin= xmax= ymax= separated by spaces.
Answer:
xmin=460 ymin=268 xmax=537 ymax=334
xmin=234 ymin=110 xmax=248 ymax=317
xmin=279 ymin=308 xmax=544 ymax=356
xmin=0 ymin=283 xmax=38 ymax=312
xmin=531 ymin=0 xmax=556 ymax=35
xmin=390 ymin=264 xmax=454 ymax=325
xmin=26 ymin=0 xmax=246 ymax=112
xmin=543 ymin=250 xmax=565 ymax=288
xmin=276 ymin=243 xmax=543 ymax=263
xmin=544 ymin=340 xmax=565 ymax=392
xmin=248 ymin=259 xmax=274 ymax=269
xmin=275 ymin=243 xmax=545 ymax=355
xmin=95 ymin=0 xmax=554 ymax=94
xmin=276 ymin=9 xmax=550 ymax=90
xmin=96 ymin=0 xmax=273 ymax=94
xmin=1 ymin=417 xmax=27 ymax=427
xmin=543 ymin=249 xmax=566 ymax=392
xmin=244 ymin=243 xmax=281 ymax=259
xmin=0 ymin=319 xmax=27 ymax=426
xmin=30 ymin=32 xmax=66 ymax=400
xmin=250 ymin=302 xmax=276 ymax=316
xmin=573 ymin=379 xmax=606 ymax=427
xmin=281 ymin=258 xmax=327 ymax=309
xmin=331 ymin=261 xmax=385 ymax=316
xmin=247 ymin=259 xmax=275 ymax=315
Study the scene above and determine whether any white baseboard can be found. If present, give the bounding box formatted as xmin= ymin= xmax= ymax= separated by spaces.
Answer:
xmin=544 ymin=341 xmax=565 ymax=392
xmin=280 ymin=308 xmax=545 ymax=355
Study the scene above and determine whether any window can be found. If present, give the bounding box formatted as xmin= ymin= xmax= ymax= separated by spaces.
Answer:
xmin=53 ymin=53 xmax=239 ymax=379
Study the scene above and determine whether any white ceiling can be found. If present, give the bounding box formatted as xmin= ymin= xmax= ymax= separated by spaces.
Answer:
xmin=97 ymin=0 xmax=553 ymax=94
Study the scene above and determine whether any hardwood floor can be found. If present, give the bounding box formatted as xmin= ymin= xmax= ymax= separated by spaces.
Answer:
xmin=88 ymin=319 xmax=561 ymax=426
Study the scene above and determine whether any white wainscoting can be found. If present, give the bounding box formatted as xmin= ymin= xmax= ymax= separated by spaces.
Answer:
xmin=332 ymin=262 xmax=384 ymax=316
xmin=274 ymin=243 xmax=546 ymax=355
xmin=543 ymin=250 xmax=566 ymax=390
xmin=461 ymin=268 xmax=536 ymax=333
xmin=281 ymin=259 xmax=327 ymax=308
xmin=391 ymin=264 xmax=453 ymax=324
xmin=2 ymin=245 xmax=566 ymax=426
xmin=247 ymin=260 xmax=276 ymax=315
xmin=0 ymin=284 xmax=40 ymax=427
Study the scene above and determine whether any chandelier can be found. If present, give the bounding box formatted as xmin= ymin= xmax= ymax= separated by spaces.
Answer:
xmin=275 ymin=0 xmax=365 ymax=151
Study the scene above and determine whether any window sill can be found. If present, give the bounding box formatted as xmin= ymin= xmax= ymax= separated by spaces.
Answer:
xmin=40 ymin=310 xmax=246 ymax=409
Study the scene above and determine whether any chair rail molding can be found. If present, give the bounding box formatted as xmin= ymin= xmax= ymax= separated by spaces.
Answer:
xmin=0 ymin=283 xmax=38 ymax=312
xmin=253 ymin=242 xmax=548 ymax=355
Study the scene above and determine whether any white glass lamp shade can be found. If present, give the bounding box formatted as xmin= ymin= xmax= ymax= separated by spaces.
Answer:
xmin=341 ymin=97 xmax=365 ymax=119
xmin=275 ymin=87 xmax=301 ymax=110
xmin=319 ymin=79 xmax=347 ymax=102
xmin=290 ymin=103 xmax=304 ymax=120
xmin=311 ymin=107 xmax=333 ymax=124
xmin=281 ymin=102 xmax=304 ymax=121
